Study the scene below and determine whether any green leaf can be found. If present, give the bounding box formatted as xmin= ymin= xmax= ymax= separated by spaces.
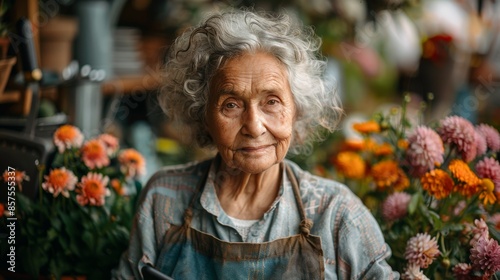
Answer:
xmin=408 ymin=193 xmax=420 ymax=215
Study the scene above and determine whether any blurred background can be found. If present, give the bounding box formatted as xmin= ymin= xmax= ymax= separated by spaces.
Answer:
xmin=1 ymin=0 xmax=499 ymax=181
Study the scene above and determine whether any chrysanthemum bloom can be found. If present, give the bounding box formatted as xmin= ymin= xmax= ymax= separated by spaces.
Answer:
xmin=470 ymin=218 xmax=489 ymax=247
xmin=470 ymin=237 xmax=500 ymax=277
xmin=474 ymin=129 xmax=487 ymax=157
xmin=420 ymin=169 xmax=454 ymax=199
xmin=476 ymin=123 xmax=500 ymax=152
xmin=371 ymin=160 xmax=409 ymax=191
xmin=333 ymin=151 xmax=366 ymax=179
xmin=2 ymin=170 xmax=29 ymax=192
xmin=479 ymin=178 xmax=496 ymax=205
xmin=76 ymin=172 xmax=110 ymax=206
xmin=382 ymin=192 xmax=411 ymax=222
xmin=401 ymin=264 xmax=429 ymax=280
xmin=118 ymin=148 xmax=146 ymax=179
xmin=42 ymin=167 xmax=78 ymax=198
xmin=440 ymin=116 xmax=478 ymax=162
xmin=53 ymin=124 xmax=84 ymax=153
xmin=98 ymin=133 xmax=119 ymax=156
xmin=490 ymin=213 xmax=500 ymax=231
xmin=475 ymin=157 xmax=500 ymax=187
xmin=81 ymin=139 xmax=110 ymax=169
xmin=405 ymin=233 xmax=441 ymax=268
xmin=449 ymin=159 xmax=481 ymax=197
xmin=353 ymin=120 xmax=380 ymax=134
xmin=374 ymin=142 xmax=393 ymax=156
xmin=406 ymin=126 xmax=444 ymax=177
xmin=452 ymin=263 xmax=472 ymax=280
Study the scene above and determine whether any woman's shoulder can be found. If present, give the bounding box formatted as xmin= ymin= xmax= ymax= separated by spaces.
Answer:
xmin=146 ymin=158 xmax=212 ymax=188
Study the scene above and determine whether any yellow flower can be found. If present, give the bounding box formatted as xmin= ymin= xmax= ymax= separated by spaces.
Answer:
xmin=479 ymin=178 xmax=497 ymax=205
xmin=448 ymin=159 xmax=481 ymax=197
xmin=353 ymin=120 xmax=381 ymax=134
xmin=371 ymin=160 xmax=400 ymax=190
xmin=421 ymin=169 xmax=454 ymax=199
xmin=333 ymin=151 xmax=366 ymax=179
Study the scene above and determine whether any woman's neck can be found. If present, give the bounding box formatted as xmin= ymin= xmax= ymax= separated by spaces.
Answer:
xmin=215 ymin=161 xmax=282 ymax=220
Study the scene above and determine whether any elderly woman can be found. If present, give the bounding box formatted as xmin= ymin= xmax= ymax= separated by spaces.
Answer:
xmin=115 ymin=9 xmax=398 ymax=280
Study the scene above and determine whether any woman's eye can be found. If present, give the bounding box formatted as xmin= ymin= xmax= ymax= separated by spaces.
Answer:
xmin=225 ymin=102 xmax=237 ymax=109
xmin=267 ymin=99 xmax=279 ymax=105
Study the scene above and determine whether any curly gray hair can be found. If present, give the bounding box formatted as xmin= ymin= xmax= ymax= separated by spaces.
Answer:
xmin=158 ymin=9 xmax=343 ymax=155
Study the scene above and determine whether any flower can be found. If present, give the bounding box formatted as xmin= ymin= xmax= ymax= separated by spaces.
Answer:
xmin=76 ymin=172 xmax=110 ymax=206
xmin=2 ymin=169 xmax=29 ymax=191
xmin=476 ymin=123 xmax=500 ymax=152
xmin=406 ymin=126 xmax=444 ymax=177
xmin=382 ymin=192 xmax=411 ymax=222
xmin=474 ymin=129 xmax=487 ymax=157
xmin=479 ymin=179 xmax=497 ymax=205
xmin=374 ymin=142 xmax=393 ymax=156
xmin=452 ymin=263 xmax=472 ymax=280
xmin=404 ymin=233 xmax=440 ymax=268
xmin=439 ymin=116 xmax=477 ymax=162
xmin=41 ymin=167 xmax=78 ymax=198
xmin=402 ymin=264 xmax=430 ymax=280
xmin=353 ymin=120 xmax=380 ymax=134
xmin=98 ymin=133 xmax=120 ymax=156
xmin=111 ymin=178 xmax=126 ymax=196
xmin=333 ymin=151 xmax=366 ymax=179
xmin=53 ymin=124 xmax=84 ymax=153
xmin=81 ymin=139 xmax=110 ymax=169
xmin=118 ymin=148 xmax=146 ymax=179
xmin=371 ymin=160 xmax=409 ymax=191
xmin=449 ymin=159 xmax=481 ymax=197
xmin=470 ymin=218 xmax=490 ymax=247
xmin=470 ymin=237 xmax=500 ymax=277
xmin=420 ymin=169 xmax=454 ymax=199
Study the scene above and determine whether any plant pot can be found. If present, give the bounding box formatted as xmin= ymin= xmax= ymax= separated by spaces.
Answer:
xmin=39 ymin=16 xmax=78 ymax=74
xmin=0 ymin=56 xmax=16 ymax=95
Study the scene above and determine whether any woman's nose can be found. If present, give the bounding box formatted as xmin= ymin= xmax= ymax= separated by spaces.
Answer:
xmin=241 ymin=106 xmax=266 ymax=138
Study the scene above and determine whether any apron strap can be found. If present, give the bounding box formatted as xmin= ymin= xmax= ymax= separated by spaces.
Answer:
xmin=285 ymin=163 xmax=314 ymax=236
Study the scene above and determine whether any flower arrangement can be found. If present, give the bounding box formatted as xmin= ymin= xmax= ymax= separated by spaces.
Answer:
xmin=324 ymin=98 xmax=500 ymax=279
xmin=0 ymin=125 xmax=146 ymax=279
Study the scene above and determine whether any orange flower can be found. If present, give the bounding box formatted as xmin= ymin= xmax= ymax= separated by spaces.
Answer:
xmin=81 ymin=139 xmax=110 ymax=169
xmin=111 ymin=178 xmax=125 ymax=196
xmin=98 ymin=133 xmax=119 ymax=156
xmin=363 ymin=138 xmax=378 ymax=152
xmin=421 ymin=169 xmax=454 ymax=199
xmin=353 ymin=120 xmax=381 ymax=134
xmin=374 ymin=142 xmax=394 ymax=156
xmin=42 ymin=167 xmax=78 ymax=198
xmin=393 ymin=169 xmax=410 ymax=192
xmin=479 ymin=178 xmax=497 ymax=205
xmin=118 ymin=149 xmax=146 ymax=179
xmin=76 ymin=172 xmax=110 ymax=206
xmin=53 ymin=124 xmax=84 ymax=153
xmin=333 ymin=151 xmax=366 ymax=179
xmin=340 ymin=139 xmax=365 ymax=152
xmin=371 ymin=160 xmax=402 ymax=190
xmin=398 ymin=139 xmax=409 ymax=150
xmin=449 ymin=159 xmax=481 ymax=197
xmin=2 ymin=170 xmax=29 ymax=192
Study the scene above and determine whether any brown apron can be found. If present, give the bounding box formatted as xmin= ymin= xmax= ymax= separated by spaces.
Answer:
xmin=155 ymin=162 xmax=325 ymax=279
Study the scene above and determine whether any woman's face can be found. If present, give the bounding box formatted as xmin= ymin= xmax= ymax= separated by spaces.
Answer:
xmin=206 ymin=52 xmax=296 ymax=174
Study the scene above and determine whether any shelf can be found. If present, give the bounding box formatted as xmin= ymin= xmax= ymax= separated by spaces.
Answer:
xmin=101 ymin=72 xmax=161 ymax=96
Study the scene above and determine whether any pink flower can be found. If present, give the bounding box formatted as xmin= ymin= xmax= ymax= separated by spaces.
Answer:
xmin=402 ymin=264 xmax=429 ymax=280
xmin=382 ymin=192 xmax=411 ymax=222
xmin=475 ymin=157 xmax=500 ymax=190
xmin=76 ymin=172 xmax=110 ymax=206
xmin=53 ymin=124 xmax=84 ymax=153
xmin=474 ymin=129 xmax=487 ymax=157
xmin=81 ymin=139 xmax=110 ymax=169
xmin=470 ymin=237 xmax=500 ymax=277
xmin=42 ymin=167 xmax=78 ymax=198
xmin=470 ymin=218 xmax=489 ymax=247
xmin=452 ymin=263 xmax=472 ymax=280
xmin=490 ymin=213 xmax=500 ymax=231
xmin=98 ymin=133 xmax=119 ymax=156
xmin=405 ymin=233 xmax=440 ymax=268
xmin=406 ymin=126 xmax=444 ymax=177
xmin=476 ymin=123 xmax=500 ymax=152
xmin=439 ymin=116 xmax=477 ymax=162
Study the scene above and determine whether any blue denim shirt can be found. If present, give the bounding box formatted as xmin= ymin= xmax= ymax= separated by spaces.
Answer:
xmin=113 ymin=158 xmax=399 ymax=279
